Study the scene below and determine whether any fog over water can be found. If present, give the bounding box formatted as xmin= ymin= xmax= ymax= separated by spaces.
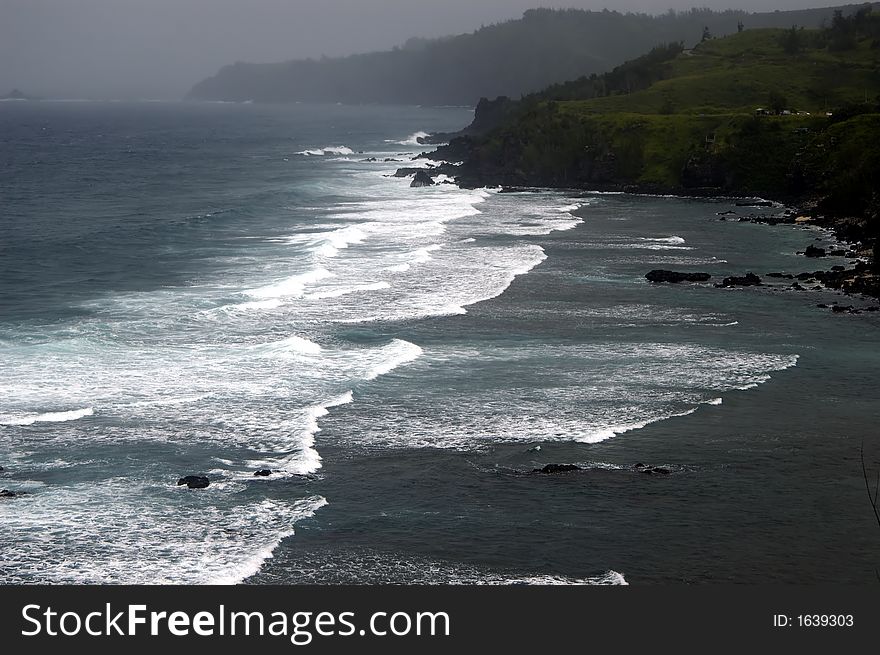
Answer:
xmin=1 ymin=0 xmax=835 ymax=99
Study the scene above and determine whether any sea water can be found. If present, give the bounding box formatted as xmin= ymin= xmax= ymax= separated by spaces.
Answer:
xmin=1 ymin=101 xmax=878 ymax=584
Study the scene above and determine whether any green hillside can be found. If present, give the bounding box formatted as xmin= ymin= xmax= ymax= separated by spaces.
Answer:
xmin=573 ymin=28 xmax=879 ymax=116
xmin=442 ymin=10 xmax=880 ymax=232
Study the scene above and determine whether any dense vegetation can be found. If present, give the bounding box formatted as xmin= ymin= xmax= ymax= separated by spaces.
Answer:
xmin=187 ymin=5 xmax=872 ymax=105
xmin=437 ymin=8 xmax=880 ymax=260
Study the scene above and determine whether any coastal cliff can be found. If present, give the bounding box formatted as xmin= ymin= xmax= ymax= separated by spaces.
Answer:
xmin=419 ymin=16 xmax=880 ymax=284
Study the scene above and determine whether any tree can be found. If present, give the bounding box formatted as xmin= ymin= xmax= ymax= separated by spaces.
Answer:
xmin=768 ymin=91 xmax=788 ymax=115
xmin=781 ymin=25 xmax=804 ymax=54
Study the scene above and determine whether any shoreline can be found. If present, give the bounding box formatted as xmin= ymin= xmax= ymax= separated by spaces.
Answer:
xmin=398 ymin=152 xmax=880 ymax=303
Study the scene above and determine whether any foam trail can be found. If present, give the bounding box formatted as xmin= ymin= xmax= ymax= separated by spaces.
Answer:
xmin=364 ymin=340 xmax=423 ymax=380
xmin=245 ymin=268 xmax=332 ymax=299
xmin=306 ymin=281 xmax=391 ymax=300
xmin=391 ymin=131 xmax=430 ymax=146
xmin=642 ymin=235 xmax=686 ymax=245
xmin=251 ymin=335 xmax=323 ymax=357
xmin=207 ymin=496 xmax=329 ymax=584
xmin=295 ymin=391 xmax=355 ymax=473
xmin=296 ymin=146 xmax=354 ymax=156
xmin=491 ymin=571 xmax=628 ymax=586
xmin=0 ymin=408 xmax=94 ymax=426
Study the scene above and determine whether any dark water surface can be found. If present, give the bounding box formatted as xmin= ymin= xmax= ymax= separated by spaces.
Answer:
xmin=1 ymin=101 xmax=878 ymax=584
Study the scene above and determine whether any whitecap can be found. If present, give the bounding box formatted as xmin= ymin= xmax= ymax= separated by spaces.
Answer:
xmin=364 ymin=339 xmax=423 ymax=380
xmin=244 ymin=268 xmax=333 ymax=299
xmin=0 ymin=407 xmax=94 ymax=426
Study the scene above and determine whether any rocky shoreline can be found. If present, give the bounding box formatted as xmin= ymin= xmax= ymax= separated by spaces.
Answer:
xmin=395 ymin=149 xmax=880 ymax=305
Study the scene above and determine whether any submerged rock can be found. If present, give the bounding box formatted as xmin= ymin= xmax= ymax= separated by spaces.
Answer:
xmin=0 ymin=489 xmax=25 ymax=498
xmin=736 ymin=200 xmax=773 ymax=207
xmin=645 ymin=270 xmax=711 ymax=283
xmin=634 ymin=464 xmax=671 ymax=475
xmin=533 ymin=463 xmax=582 ymax=474
xmin=410 ymin=170 xmax=435 ymax=187
xmin=177 ymin=475 xmax=210 ymax=489
xmin=718 ymin=272 xmax=762 ymax=287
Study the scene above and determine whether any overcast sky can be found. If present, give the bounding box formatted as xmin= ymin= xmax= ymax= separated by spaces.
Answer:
xmin=0 ymin=0 xmax=836 ymax=99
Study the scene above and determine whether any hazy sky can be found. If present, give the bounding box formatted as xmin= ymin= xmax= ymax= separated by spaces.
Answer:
xmin=0 ymin=0 xmax=836 ymax=99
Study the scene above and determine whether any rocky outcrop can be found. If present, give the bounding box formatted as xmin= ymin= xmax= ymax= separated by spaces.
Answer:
xmin=804 ymin=244 xmax=826 ymax=257
xmin=646 ymin=270 xmax=711 ymax=283
xmin=177 ymin=475 xmax=210 ymax=489
xmin=533 ymin=463 xmax=582 ymax=474
xmin=717 ymin=272 xmax=762 ymax=287
xmin=410 ymin=170 xmax=435 ymax=187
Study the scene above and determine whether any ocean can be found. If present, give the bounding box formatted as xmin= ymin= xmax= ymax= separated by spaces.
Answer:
xmin=1 ymin=101 xmax=878 ymax=584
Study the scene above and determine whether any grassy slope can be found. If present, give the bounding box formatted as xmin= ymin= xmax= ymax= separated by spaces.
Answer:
xmin=578 ymin=29 xmax=880 ymax=115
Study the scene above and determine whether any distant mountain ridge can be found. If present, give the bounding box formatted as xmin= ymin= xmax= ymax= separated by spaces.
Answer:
xmin=188 ymin=5 xmax=876 ymax=106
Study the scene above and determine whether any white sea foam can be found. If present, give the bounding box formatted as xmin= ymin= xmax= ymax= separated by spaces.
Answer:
xmin=390 ymin=131 xmax=431 ymax=146
xmin=0 ymin=482 xmax=328 ymax=584
xmin=364 ymin=340 xmax=423 ymax=380
xmin=642 ymin=235 xmax=686 ymax=245
xmin=250 ymin=335 xmax=323 ymax=357
xmin=244 ymin=268 xmax=332 ymax=299
xmin=223 ymin=298 xmax=284 ymax=312
xmin=493 ymin=571 xmax=628 ymax=586
xmin=0 ymin=407 xmax=94 ymax=426
xmin=296 ymin=146 xmax=354 ymax=156
xmin=305 ymin=281 xmax=391 ymax=300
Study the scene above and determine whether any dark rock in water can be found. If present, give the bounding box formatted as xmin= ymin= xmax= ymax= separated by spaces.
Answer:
xmin=383 ymin=158 xmax=402 ymax=163
xmin=362 ymin=157 xmax=378 ymax=162
xmin=645 ymin=270 xmax=711 ymax=283
xmin=718 ymin=272 xmax=762 ymax=287
xmin=867 ymin=306 xmax=880 ymax=312
xmin=767 ymin=272 xmax=794 ymax=279
xmin=634 ymin=464 xmax=670 ymax=475
xmin=393 ymin=166 xmax=427 ymax=178
xmin=804 ymin=245 xmax=826 ymax=258
xmin=831 ymin=265 xmax=846 ymax=272
xmin=254 ymin=469 xmax=272 ymax=477
xmin=829 ymin=249 xmax=846 ymax=257
xmin=790 ymin=282 xmax=805 ymax=290
xmin=410 ymin=170 xmax=435 ymax=187
xmin=177 ymin=475 xmax=210 ymax=489
xmin=0 ymin=489 xmax=24 ymax=498
xmin=534 ymin=463 xmax=582 ymax=474
xmin=796 ymin=272 xmax=816 ymax=281
xmin=817 ymin=303 xmax=829 ymax=308
xmin=831 ymin=305 xmax=854 ymax=313
xmin=736 ymin=200 xmax=773 ymax=207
